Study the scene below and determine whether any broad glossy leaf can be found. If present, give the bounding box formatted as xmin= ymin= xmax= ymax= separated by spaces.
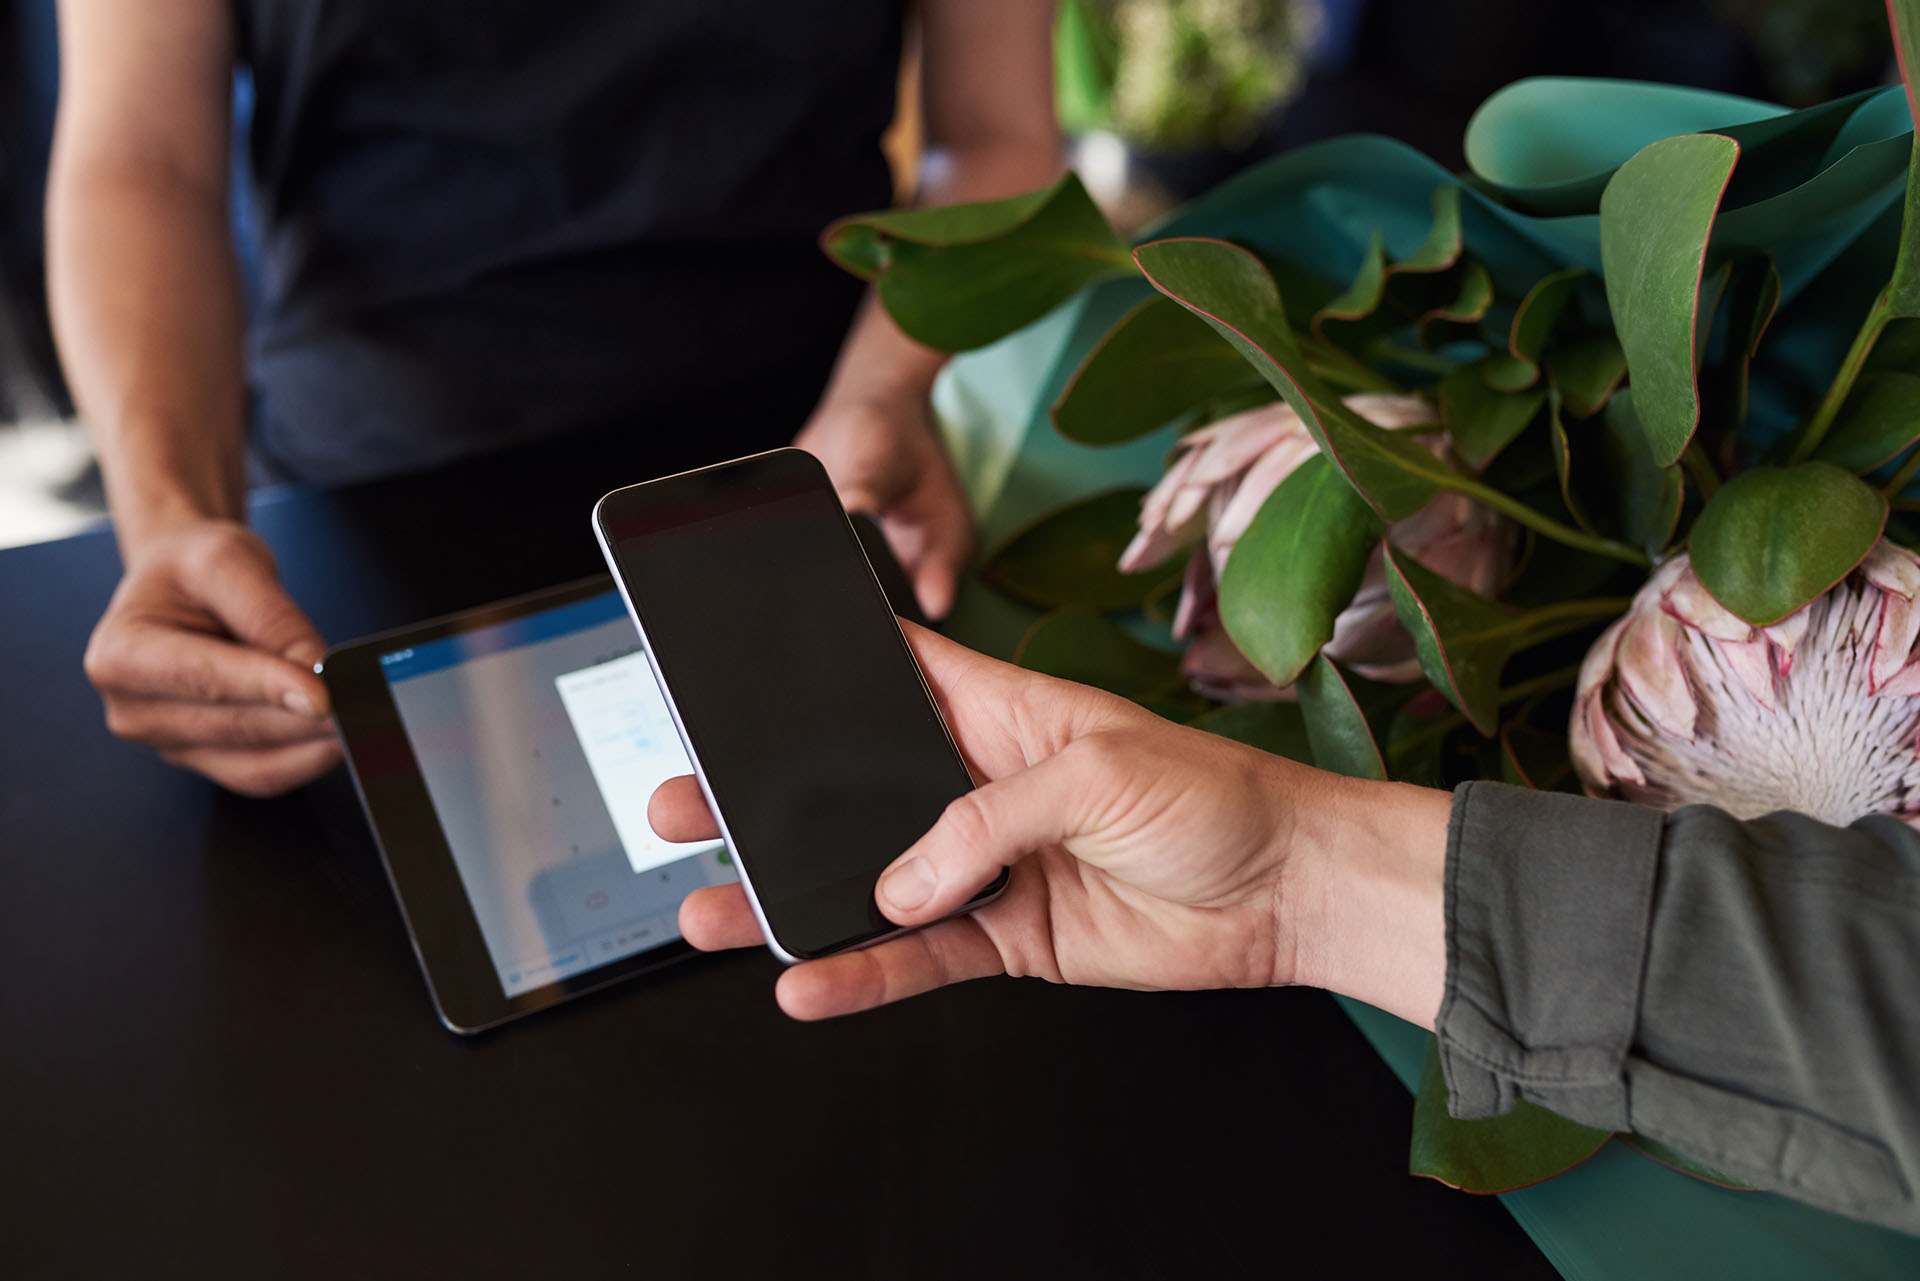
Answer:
xmin=1052 ymin=297 xmax=1265 ymax=445
xmin=1014 ymin=607 xmax=1182 ymax=699
xmin=1383 ymin=543 xmax=1517 ymax=735
xmin=1441 ymin=362 xmax=1545 ymax=471
xmin=1294 ymin=654 xmax=1388 ymax=781
xmin=984 ymin=489 xmax=1177 ymax=611
xmin=1188 ymin=702 xmax=1315 ymax=764
xmin=1689 ymin=462 xmax=1889 ymax=625
xmin=1218 ymin=455 xmax=1385 ymax=687
xmin=1134 ymin=237 xmax=1449 ymax=522
xmin=1543 ymin=334 xmax=1628 ymax=419
xmin=1547 ymin=394 xmax=1596 ymax=535
xmin=1410 ymin=1038 xmax=1613 ymax=1193
xmin=1813 ymin=371 xmax=1920 ymax=473
xmin=1599 ymin=133 xmax=1741 ymax=465
xmin=823 ymin=174 xmax=1134 ymax=351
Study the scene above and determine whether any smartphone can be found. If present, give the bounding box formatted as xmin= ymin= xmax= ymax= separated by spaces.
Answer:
xmin=591 ymin=449 xmax=1007 ymax=962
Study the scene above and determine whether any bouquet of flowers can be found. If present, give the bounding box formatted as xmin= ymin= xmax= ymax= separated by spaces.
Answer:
xmin=824 ymin=2 xmax=1919 ymax=1191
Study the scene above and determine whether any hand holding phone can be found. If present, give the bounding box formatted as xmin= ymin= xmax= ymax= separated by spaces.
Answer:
xmin=593 ymin=449 xmax=1006 ymax=961
xmin=653 ymin=624 xmax=1410 ymax=1025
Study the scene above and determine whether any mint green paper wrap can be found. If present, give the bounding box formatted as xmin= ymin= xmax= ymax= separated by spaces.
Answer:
xmin=929 ymin=80 xmax=1920 ymax=1277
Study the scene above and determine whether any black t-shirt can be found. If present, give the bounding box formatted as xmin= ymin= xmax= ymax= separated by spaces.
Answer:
xmin=233 ymin=1 xmax=903 ymax=483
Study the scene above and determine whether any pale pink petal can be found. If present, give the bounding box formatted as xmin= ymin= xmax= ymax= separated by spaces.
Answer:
xmin=1181 ymin=626 xmax=1287 ymax=702
xmin=1206 ymin=431 xmax=1320 ymax=558
xmin=1617 ymin=609 xmax=1697 ymax=739
xmin=1182 ymin=405 xmax=1302 ymax=489
xmin=1587 ymin=692 xmax=1646 ymax=786
xmin=1764 ymin=606 xmax=1811 ymax=676
xmin=1118 ymin=524 xmax=1186 ymax=575
xmin=1568 ymin=689 xmax=1610 ymax=787
xmin=1343 ymin=392 xmax=1438 ymax=429
xmin=1577 ymin=616 xmax=1631 ymax=699
xmin=1861 ymin=539 xmax=1920 ymax=601
xmin=1130 ymin=443 xmax=1208 ymax=549
xmin=1641 ymin=555 xmax=1689 ymax=602
xmin=1171 ymin=551 xmax=1214 ymax=641
xmin=1874 ymin=589 xmax=1920 ymax=693
xmin=1875 ymin=659 xmax=1920 ymax=699
xmin=1716 ymin=635 xmax=1777 ymax=709
xmin=1663 ymin=569 xmax=1753 ymax=643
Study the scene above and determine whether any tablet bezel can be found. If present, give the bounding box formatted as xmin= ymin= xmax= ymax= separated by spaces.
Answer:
xmin=320 ymin=576 xmax=704 ymax=1034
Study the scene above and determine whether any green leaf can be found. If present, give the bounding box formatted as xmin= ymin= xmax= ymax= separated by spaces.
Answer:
xmin=1188 ymin=702 xmax=1315 ymax=764
xmin=1051 ymin=297 xmax=1266 ymax=446
xmin=1133 ymin=237 xmax=1449 ymax=522
xmin=1599 ymin=133 xmax=1741 ymax=465
xmin=1013 ymin=607 xmax=1182 ymax=699
xmin=1217 ymin=455 xmax=1385 ymax=687
xmin=1500 ymin=722 xmax=1579 ymax=793
xmin=1500 ymin=267 xmax=1588 ymax=391
xmin=1543 ymin=334 xmax=1629 ymax=419
xmin=1418 ymin=259 xmax=1496 ymax=346
xmin=1410 ymin=1038 xmax=1613 ymax=1193
xmin=822 ymin=174 xmax=1134 ymax=352
xmin=1813 ymin=371 xmax=1920 ymax=473
xmin=1294 ymin=654 xmax=1388 ymax=781
xmin=1397 ymin=185 xmax=1465 ymax=273
xmin=1706 ymin=256 xmax=1782 ymax=440
xmin=1312 ymin=229 xmax=1389 ymax=340
xmin=1440 ymin=362 xmax=1546 ymax=471
xmin=1556 ymin=391 xmax=1682 ymax=558
xmin=983 ymin=489 xmax=1177 ymax=611
xmin=1689 ymin=462 xmax=1889 ymax=625
xmin=1616 ymin=1134 xmax=1757 ymax=1190
xmin=1382 ymin=543 xmax=1517 ymax=735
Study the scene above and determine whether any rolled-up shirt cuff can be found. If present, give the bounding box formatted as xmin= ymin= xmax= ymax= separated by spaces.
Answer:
xmin=1436 ymin=780 xmax=1664 ymax=1131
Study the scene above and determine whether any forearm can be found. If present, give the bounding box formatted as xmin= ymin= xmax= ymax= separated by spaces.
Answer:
xmin=48 ymin=159 xmax=247 ymax=556
xmin=820 ymin=137 xmax=1066 ymax=412
xmin=1435 ymin=782 xmax=1920 ymax=1232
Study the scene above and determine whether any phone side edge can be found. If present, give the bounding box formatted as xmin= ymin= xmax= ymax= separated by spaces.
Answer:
xmin=591 ymin=491 xmax=804 ymax=966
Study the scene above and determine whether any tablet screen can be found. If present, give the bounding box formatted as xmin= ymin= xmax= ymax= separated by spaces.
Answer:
xmin=376 ymin=591 xmax=734 ymax=998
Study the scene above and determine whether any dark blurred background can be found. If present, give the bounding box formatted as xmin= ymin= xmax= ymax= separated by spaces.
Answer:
xmin=0 ymin=0 xmax=1898 ymax=547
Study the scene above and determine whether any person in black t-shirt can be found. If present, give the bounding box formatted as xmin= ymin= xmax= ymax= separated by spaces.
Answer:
xmin=50 ymin=0 xmax=1062 ymax=796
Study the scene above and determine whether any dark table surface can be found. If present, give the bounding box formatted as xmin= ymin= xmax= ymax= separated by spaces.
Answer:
xmin=0 ymin=432 xmax=1557 ymax=1280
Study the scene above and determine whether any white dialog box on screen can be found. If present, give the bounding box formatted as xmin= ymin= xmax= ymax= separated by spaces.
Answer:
xmin=555 ymin=649 xmax=710 ymax=876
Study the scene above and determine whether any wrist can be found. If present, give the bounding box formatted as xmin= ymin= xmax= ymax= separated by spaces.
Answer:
xmin=1281 ymin=775 xmax=1452 ymax=1029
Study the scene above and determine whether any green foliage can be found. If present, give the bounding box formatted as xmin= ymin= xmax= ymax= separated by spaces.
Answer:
xmin=1813 ymin=371 xmax=1920 ymax=471
xmin=1383 ymin=544 xmax=1518 ymax=735
xmin=1409 ymin=1038 xmax=1612 ymax=1193
xmin=1689 ymin=462 xmax=1889 ymax=625
xmin=1187 ymin=701 xmax=1314 ymax=764
xmin=822 ymin=174 xmax=1133 ymax=351
xmin=1051 ymin=297 xmax=1265 ymax=444
xmin=1293 ymin=655 xmax=1390 ymax=781
xmin=984 ymin=489 xmax=1178 ymax=611
xmin=1218 ymin=455 xmax=1383 ymax=687
xmin=1013 ymin=607 xmax=1186 ymax=702
xmin=1598 ymin=133 xmax=1741 ymax=466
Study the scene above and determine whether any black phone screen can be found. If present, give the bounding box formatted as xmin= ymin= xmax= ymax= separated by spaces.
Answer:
xmin=596 ymin=450 xmax=997 ymax=960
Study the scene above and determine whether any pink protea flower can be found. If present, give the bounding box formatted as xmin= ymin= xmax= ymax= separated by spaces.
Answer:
xmin=1117 ymin=394 xmax=1510 ymax=700
xmin=1570 ymin=542 xmax=1920 ymax=826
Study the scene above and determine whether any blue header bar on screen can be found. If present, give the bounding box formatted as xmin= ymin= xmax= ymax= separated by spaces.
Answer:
xmin=379 ymin=591 xmax=631 ymax=683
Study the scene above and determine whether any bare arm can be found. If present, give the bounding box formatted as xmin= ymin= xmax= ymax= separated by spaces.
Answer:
xmin=48 ymin=0 xmax=246 ymax=555
xmin=797 ymin=0 xmax=1066 ymax=619
xmin=52 ymin=0 xmax=337 ymax=797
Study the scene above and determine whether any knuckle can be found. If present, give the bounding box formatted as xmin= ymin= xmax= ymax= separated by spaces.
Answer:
xmin=940 ymin=791 xmax=996 ymax=854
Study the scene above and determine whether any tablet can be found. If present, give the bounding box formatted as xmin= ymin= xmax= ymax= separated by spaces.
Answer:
xmin=320 ymin=577 xmax=735 ymax=1032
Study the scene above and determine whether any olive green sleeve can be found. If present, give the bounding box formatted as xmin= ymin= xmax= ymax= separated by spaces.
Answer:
xmin=1436 ymin=780 xmax=1920 ymax=1233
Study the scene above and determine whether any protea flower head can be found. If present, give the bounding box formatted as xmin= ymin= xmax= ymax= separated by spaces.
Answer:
xmin=1117 ymin=394 xmax=1511 ymax=700
xmin=1570 ymin=542 xmax=1920 ymax=826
